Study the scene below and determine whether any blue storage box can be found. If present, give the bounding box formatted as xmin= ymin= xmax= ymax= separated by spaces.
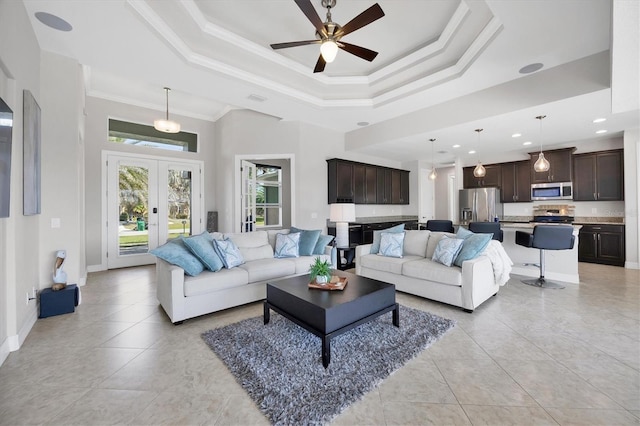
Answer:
xmin=39 ymin=284 xmax=79 ymax=318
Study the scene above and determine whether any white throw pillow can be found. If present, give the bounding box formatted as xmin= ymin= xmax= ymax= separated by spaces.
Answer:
xmin=378 ymin=232 xmax=405 ymax=258
xmin=431 ymin=236 xmax=464 ymax=267
xmin=274 ymin=232 xmax=300 ymax=258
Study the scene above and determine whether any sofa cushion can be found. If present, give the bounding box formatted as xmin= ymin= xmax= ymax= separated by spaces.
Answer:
xmin=313 ymin=234 xmax=335 ymax=255
xmin=150 ymin=238 xmax=204 ymax=277
xmin=379 ymin=232 xmax=405 ymax=258
xmin=371 ymin=224 xmax=405 ymax=254
xmin=182 ymin=233 xmax=224 ymax=272
xmin=426 ymin=232 xmax=456 ymax=259
xmin=183 ymin=267 xmax=249 ymax=297
xmin=213 ymin=239 xmax=245 ymax=269
xmin=274 ymin=232 xmax=300 ymax=258
xmin=403 ymin=230 xmax=430 ymax=257
xmin=432 ymin=236 xmax=464 ymax=267
xmin=360 ymin=253 xmax=422 ymax=275
xmin=225 ymin=231 xmax=274 ymax=261
xmin=238 ymin=258 xmax=296 ymax=282
xmin=402 ymin=258 xmax=462 ymax=287
xmin=290 ymin=227 xmax=321 ymax=256
xmin=293 ymin=255 xmax=333 ymax=275
xmin=453 ymin=233 xmax=493 ymax=267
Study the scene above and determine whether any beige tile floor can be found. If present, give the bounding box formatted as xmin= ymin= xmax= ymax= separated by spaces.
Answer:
xmin=0 ymin=263 xmax=638 ymax=425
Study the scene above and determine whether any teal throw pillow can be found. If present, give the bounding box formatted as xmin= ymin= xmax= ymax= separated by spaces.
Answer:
xmin=313 ymin=234 xmax=334 ymax=255
xmin=274 ymin=232 xmax=300 ymax=258
xmin=183 ymin=233 xmax=223 ymax=272
xmin=453 ymin=233 xmax=492 ymax=266
xmin=150 ymin=238 xmax=205 ymax=276
xmin=456 ymin=227 xmax=474 ymax=239
xmin=290 ymin=227 xmax=321 ymax=256
xmin=432 ymin=236 xmax=464 ymax=267
xmin=378 ymin=232 xmax=405 ymax=258
xmin=371 ymin=224 xmax=405 ymax=254
xmin=213 ymin=238 xmax=245 ymax=269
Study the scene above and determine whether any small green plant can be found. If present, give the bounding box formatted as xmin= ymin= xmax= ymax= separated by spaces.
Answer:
xmin=309 ymin=257 xmax=332 ymax=282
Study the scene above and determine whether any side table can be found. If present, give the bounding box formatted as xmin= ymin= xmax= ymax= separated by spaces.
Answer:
xmin=336 ymin=244 xmax=358 ymax=271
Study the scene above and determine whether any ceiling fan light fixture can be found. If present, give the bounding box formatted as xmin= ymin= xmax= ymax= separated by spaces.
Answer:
xmin=320 ymin=39 xmax=338 ymax=62
xmin=154 ymin=87 xmax=180 ymax=134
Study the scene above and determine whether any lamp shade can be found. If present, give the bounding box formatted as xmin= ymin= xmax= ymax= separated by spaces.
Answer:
xmin=153 ymin=119 xmax=180 ymax=133
xmin=330 ymin=203 xmax=355 ymax=222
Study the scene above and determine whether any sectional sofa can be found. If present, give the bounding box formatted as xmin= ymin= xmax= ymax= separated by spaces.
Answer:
xmin=155 ymin=229 xmax=336 ymax=323
xmin=355 ymin=229 xmax=512 ymax=312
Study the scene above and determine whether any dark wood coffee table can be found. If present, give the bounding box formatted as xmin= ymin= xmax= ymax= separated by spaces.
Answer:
xmin=264 ymin=271 xmax=399 ymax=368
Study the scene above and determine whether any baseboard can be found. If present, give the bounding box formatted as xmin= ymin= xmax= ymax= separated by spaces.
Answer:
xmin=625 ymin=261 xmax=639 ymax=269
xmin=7 ymin=308 xmax=38 ymax=354
xmin=86 ymin=264 xmax=106 ymax=273
xmin=0 ymin=336 xmax=10 ymax=367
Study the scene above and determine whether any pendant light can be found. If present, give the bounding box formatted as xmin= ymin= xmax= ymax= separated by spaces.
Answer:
xmin=154 ymin=87 xmax=181 ymax=133
xmin=473 ymin=128 xmax=486 ymax=178
xmin=429 ymin=138 xmax=437 ymax=180
xmin=533 ymin=115 xmax=550 ymax=172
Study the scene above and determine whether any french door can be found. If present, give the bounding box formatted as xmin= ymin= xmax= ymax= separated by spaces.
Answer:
xmin=106 ymin=154 xmax=202 ymax=269
xmin=240 ymin=160 xmax=256 ymax=232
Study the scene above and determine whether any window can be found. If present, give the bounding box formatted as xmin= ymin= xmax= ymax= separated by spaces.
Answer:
xmin=255 ymin=164 xmax=282 ymax=228
xmin=108 ymin=119 xmax=198 ymax=153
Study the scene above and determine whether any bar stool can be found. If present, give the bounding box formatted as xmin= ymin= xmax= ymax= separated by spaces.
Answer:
xmin=515 ymin=225 xmax=575 ymax=289
xmin=425 ymin=220 xmax=454 ymax=233
xmin=469 ymin=221 xmax=503 ymax=242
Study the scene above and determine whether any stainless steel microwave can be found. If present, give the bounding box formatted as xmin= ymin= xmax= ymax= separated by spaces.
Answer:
xmin=531 ymin=182 xmax=573 ymax=201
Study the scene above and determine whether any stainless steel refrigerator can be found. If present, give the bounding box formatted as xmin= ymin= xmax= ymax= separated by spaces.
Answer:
xmin=459 ymin=188 xmax=503 ymax=224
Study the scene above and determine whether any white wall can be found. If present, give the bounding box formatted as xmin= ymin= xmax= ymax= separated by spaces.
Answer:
xmin=0 ymin=0 xmax=44 ymax=362
xmin=214 ymin=109 xmax=413 ymax=234
xmin=83 ymin=97 xmax=217 ymax=270
xmin=623 ymin=128 xmax=639 ymax=268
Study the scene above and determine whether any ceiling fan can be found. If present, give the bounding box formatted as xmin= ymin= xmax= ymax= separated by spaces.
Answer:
xmin=270 ymin=0 xmax=385 ymax=73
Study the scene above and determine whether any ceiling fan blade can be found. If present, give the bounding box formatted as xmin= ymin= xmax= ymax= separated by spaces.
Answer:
xmin=313 ymin=55 xmax=326 ymax=73
xmin=294 ymin=0 xmax=327 ymax=38
xmin=337 ymin=3 xmax=384 ymax=37
xmin=338 ymin=42 xmax=378 ymax=62
xmin=271 ymin=40 xmax=321 ymax=49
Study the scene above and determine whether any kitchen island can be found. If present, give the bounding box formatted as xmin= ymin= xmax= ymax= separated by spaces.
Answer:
xmin=500 ymin=223 xmax=581 ymax=284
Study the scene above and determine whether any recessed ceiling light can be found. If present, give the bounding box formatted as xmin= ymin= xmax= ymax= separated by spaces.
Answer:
xmin=512 ymin=133 xmax=522 ymax=138
xmin=35 ymin=11 xmax=72 ymax=31
xmin=468 ymin=150 xmax=476 ymax=154
xmin=357 ymin=121 xmax=369 ymax=126
xmin=593 ymin=118 xmax=607 ymax=123
xmin=519 ymin=63 xmax=543 ymax=74
xmin=452 ymin=144 xmax=460 ymax=148
xmin=523 ymin=141 xmax=532 ymax=146
xmin=595 ymin=129 xmax=608 ymax=134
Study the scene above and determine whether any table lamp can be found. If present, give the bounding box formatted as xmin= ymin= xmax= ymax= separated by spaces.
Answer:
xmin=330 ymin=203 xmax=356 ymax=247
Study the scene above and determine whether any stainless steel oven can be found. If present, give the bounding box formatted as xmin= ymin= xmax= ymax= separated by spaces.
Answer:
xmin=531 ymin=182 xmax=573 ymax=201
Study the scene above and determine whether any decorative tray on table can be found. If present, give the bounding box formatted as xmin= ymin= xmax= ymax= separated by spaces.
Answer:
xmin=308 ymin=276 xmax=348 ymax=290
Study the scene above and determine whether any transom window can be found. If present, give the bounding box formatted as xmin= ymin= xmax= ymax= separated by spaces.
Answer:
xmin=108 ymin=119 xmax=198 ymax=153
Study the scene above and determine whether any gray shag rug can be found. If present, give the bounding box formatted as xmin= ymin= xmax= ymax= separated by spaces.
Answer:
xmin=201 ymin=305 xmax=455 ymax=425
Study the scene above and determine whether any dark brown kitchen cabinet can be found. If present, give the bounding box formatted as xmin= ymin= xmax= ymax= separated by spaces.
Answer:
xmin=463 ymin=164 xmax=501 ymax=188
xmin=573 ymin=150 xmax=624 ymax=201
xmin=529 ymin=147 xmax=575 ymax=183
xmin=578 ymin=224 xmax=625 ymax=266
xmin=327 ymin=159 xmax=409 ymax=205
xmin=501 ymin=160 xmax=531 ymax=202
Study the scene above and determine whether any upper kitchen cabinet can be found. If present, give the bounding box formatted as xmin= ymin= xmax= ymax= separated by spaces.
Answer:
xmin=327 ymin=159 xmax=354 ymax=203
xmin=327 ymin=159 xmax=409 ymax=205
xmin=501 ymin=160 xmax=531 ymax=202
xmin=573 ymin=149 xmax=624 ymax=201
xmin=529 ymin=147 xmax=575 ymax=183
xmin=463 ymin=164 xmax=501 ymax=188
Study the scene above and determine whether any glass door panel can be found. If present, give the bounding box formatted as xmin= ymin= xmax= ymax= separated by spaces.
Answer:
xmin=118 ymin=164 xmax=150 ymax=255
xmin=164 ymin=166 xmax=194 ymax=242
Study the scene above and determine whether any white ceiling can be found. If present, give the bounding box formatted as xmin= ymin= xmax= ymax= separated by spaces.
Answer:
xmin=22 ymin=0 xmax=640 ymax=165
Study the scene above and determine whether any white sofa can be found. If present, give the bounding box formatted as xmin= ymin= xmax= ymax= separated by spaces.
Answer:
xmin=156 ymin=229 xmax=336 ymax=323
xmin=355 ymin=230 xmax=507 ymax=312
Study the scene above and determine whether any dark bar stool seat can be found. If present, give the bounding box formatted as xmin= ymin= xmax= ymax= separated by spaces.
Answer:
xmin=426 ymin=220 xmax=454 ymax=233
xmin=515 ymin=225 xmax=575 ymax=289
xmin=469 ymin=221 xmax=503 ymax=242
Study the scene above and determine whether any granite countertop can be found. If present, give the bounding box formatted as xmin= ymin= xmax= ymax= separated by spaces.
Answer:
xmin=327 ymin=215 xmax=419 ymax=226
